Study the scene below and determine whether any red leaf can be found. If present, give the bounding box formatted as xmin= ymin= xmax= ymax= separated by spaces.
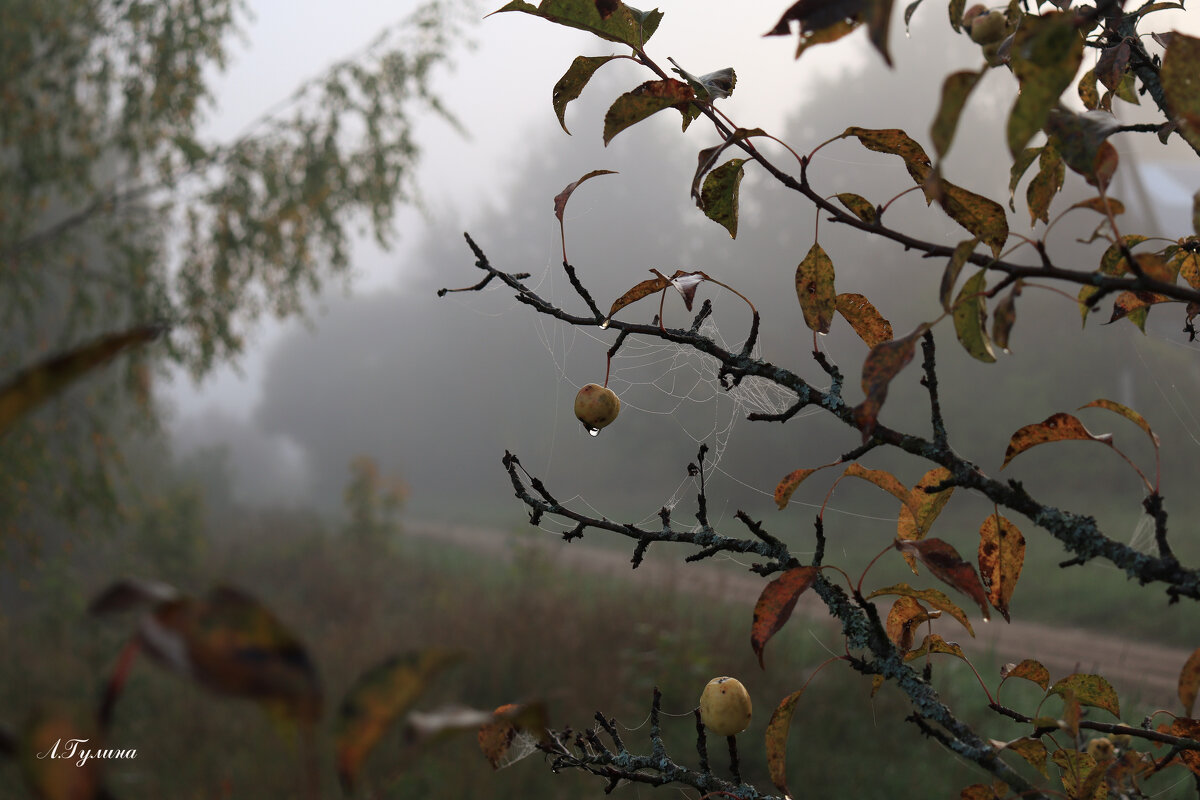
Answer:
xmin=895 ymin=538 xmax=990 ymax=620
xmin=751 ymin=566 xmax=819 ymax=668
xmin=1001 ymin=412 xmax=1113 ymax=468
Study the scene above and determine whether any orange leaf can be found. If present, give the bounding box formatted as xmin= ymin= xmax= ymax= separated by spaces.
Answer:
xmin=1003 ymin=737 xmax=1050 ymax=777
xmin=752 ymin=566 xmax=819 ymax=668
xmin=479 ymin=703 xmax=520 ymax=769
xmin=1080 ymin=398 xmax=1160 ymax=449
xmin=896 ymin=467 xmax=955 ymax=573
xmin=605 ymin=274 xmax=671 ymax=321
xmin=885 ymin=596 xmax=939 ymax=653
xmin=1049 ymin=673 xmax=1121 ymax=718
xmin=843 ymin=463 xmax=918 ymax=519
xmin=866 ymin=583 xmax=975 ymax=637
xmin=978 ymin=514 xmax=1024 ymax=622
xmin=1000 ymin=659 xmax=1050 ymax=691
xmin=774 ymin=466 xmax=829 ymax=510
xmin=1180 ymin=648 xmax=1200 ymax=717
xmin=1001 ymin=412 xmax=1113 ymax=468
xmin=835 ymin=293 xmax=893 ymax=347
xmin=895 ymin=538 xmax=990 ymax=620
xmin=853 ymin=324 xmax=927 ymax=437
xmin=1157 ymin=719 xmax=1200 ymax=775
xmin=766 ymin=687 xmax=807 ymax=797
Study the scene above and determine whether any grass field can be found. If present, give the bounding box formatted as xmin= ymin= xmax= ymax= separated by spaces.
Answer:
xmin=2 ymin=510 xmax=1197 ymax=799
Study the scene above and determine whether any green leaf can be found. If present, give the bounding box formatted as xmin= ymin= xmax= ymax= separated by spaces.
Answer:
xmin=553 ymin=56 xmax=617 ymax=134
xmin=0 ymin=325 xmax=163 ymax=436
xmin=1007 ymin=12 xmax=1084 ymax=157
xmin=700 ymin=159 xmax=747 ymax=238
xmin=1078 ymin=68 xmax=1100 ymax=111
xmin=491 ymin=0 xmax=664 ymax=48
xmin=795 ymin=242 xmax=837 ymax=333
xmin=1161 ymin=32 xmax=1200 ymax=152
xmin=940 ymin=238 xmax=978 ymax=312
xmin=952 ymin=269 xmax=996 ymax=363
xmin=1008 ymin=146 xmax=1041 ymax=211
xmin=1049 ymin=673 xmax=1121 ymax=718
xmin=603 ymin=79 xmax=695 ymax=146
xmin=931 ymin=69 xmax=985 ymax=158
xmin=836 ymin=192 xmax=879 ymax=224
xmin=948 ymin=0 xmax=966 ymax=32
xmin=903 ymin=0 xmax=925 ymax=31
xmin=866 ymin=0 xmax=896 ymax=66
xmin=1026 ymin=144 xmax=1064 ymax=225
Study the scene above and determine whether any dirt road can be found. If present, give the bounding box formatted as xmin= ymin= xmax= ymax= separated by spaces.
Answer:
xmin=407 ymin=520 xmax=1191 ymax=711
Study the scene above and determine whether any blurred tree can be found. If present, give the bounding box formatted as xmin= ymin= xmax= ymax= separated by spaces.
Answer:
xmin=342 ymin=454 xmax=407 ymax=545
xmin=0 ymin=0 xmax=470 ymax=544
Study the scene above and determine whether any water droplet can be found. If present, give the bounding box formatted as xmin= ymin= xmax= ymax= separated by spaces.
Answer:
xmin=816 ymin=331 xmax=829 ymax=337
xmin=600 ymin=318 xmax=611 ymax=329
xmin=588 ymin=427 xmax=601 ymax=437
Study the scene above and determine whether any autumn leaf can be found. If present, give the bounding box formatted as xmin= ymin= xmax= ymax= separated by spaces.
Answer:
xmin=836 ymin=192 xmax=879 ymax=224
xmin=668 ymin=58 xmax=736 ymax=102
xmin=1079 ymin=399 xmax=1160 ymax=450
xmin=1161 ymin=33 xmax=1200 ymax=153
xmin=853 ymin=324 xmax=927 ymax=436
xmin=795 ymin=242 xmax=837 ymax=333
xmin=1004 ymin=737 xmax=1050 ymax=777
xmin=867 ymin=584 xmax=975 ymax=637
xmin=1051 ymin=748 xmax=1103 ymax=797
xmin=1007 ymin=12 xmax=1084 ymax=157
xmin=794 ymin=18 xmax=862 ymax=58
xmin=895 ymin=538 xmax=990 ymax=620
xmin=0 ymin=325 xmax=163 ymax=436
xmin=552 ymin=56 xmax=617 ymax=134
xmin=886 ymin=596 xmax=939 ymax=653
xmin=843 ymin=126 xmax=932 ymax=186
xmin=766 ymin=685 xmax=809 ymax=797
xmin=992 ymin=283 xmax=1019 ymax=353
xmin=1008 ymin=147 xmax=1041 ymax=210
xmin=701 ymin=159 xmax=747 ymax=237
xmin=895 ymin=467 xmax=955 ymax=575
xmin=1179 ymin=648 xmax=1200 ymax=717
xmin=1027 ymin=144 xmax=1064 ymax=225
xmin=931 ymin=69 xmax=984 ymax=159
xmin=774 ymin=466 xmax=827 ymax=510
xmin=479 ymin=704 xmax=520 ymax=769
xmin=752 ymin=566 xmax=819 ymax=668
xmin=935 ymin=179 xmax=1010 ymax=257
xmin=843 ymin=463 xmax=917 ymax=518
xmin=491 ymin=0 xmax=664 ymax=49
xmin=1000 ymin=659 xmax=1050 ymax=691
xmin=1049 ymin=673 xmax=1121 ymax=718
xmin=940 ymin=238 xmax=978 ymax=312
xmin=978 ymin=513 xmax=1024 ymax=622
xmin=1069 ymin=197 xmax=1125 ymax=217
xmin=335 ymin=648 xmax=465 ymax=791
xmin=866 ymin=0 xmax=896 ymax=66
xmin=554 ymin=169 xmax=617 ymax=260
xmin=1078 ymin=68 xmax=1100 ymax=111
xmin=1158 ymin=719 xmax=1200 ymax=776
xmin=602 ymin=79 xmax=695 ymax=146
xmin=835 ymin=293 xmax=892 ymax=347
xmin=1001 ymin=412 xmax=1113 ymax=468
xmin=605 ymin=274 xmax=671 ymax=321
xmin=904 ymin=633 xmax=967 ymax=663
xmin=952 ymin=269 xmax=996 ymax=363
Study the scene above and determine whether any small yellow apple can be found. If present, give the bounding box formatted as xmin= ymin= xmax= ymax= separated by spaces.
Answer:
xmin=969 ymin=11 xmax=1007 ymax=44
xmin=574 ymin=384 xmax=620 ymax=432
xmin=1086 ymin=736 xmax=1115 ymax=761
xmin=699 ymin=676 xmax=752 ymax=737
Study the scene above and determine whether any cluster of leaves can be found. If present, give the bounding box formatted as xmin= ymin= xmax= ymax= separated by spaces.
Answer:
xmin=0 ymin=577 xmax=549 ymax=799
xmin=439 ymin=0 xmax=1200 ymax=797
